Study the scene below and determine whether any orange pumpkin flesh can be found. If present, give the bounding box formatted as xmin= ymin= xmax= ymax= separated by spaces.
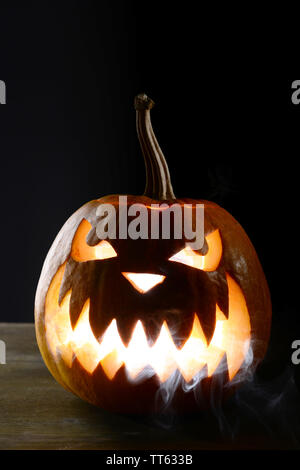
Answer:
xmin=35 ymin=95 xmax=271 ymax=413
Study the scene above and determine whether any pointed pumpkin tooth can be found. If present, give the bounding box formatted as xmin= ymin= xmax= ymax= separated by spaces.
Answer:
xmin=88 ymin=302 xmax=114 ymax=342
xmin=216 ymin=271 xmax=229 ymax=319
xmin=71 ymin=299 xmax=103 ymax=374
xmin=69 ymin=293 xmax=88 ymax=330
xmin=199 ymin=316 xmax=216 ymax=346
xmin=177 ymin=316 xmax=207 ymax=382
xmin=149 ymin=321 xmax=178 ymax=382
xmin=207 ymin=269 xmax=229 ymax=319
xmin=139 ymin=317 xmax=165 ymax=346
xmin=123 ymin=321 xmax=150 ymax=380
xmin=62 ymin=259 xmax=95 ymax=329
xmin=100 ymin=348 xmax=124 ymax=380
xmin=217 ymin=295 xmax=229 ymax=320
xmin=221 ymin=274 xmax=252 ymax=381
xmin=116 ymin=316 xmax=141 ymax=346
xmin=166 ymin=314 xmax=195 ymax=348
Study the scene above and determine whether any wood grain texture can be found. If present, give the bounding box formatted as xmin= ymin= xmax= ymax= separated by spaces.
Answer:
xmin=0 ymin=323 xmax=292 ymax=450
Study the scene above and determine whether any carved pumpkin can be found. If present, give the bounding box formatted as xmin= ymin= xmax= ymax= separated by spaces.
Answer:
xmin=35 ymin=94 xmax=272 ymax=413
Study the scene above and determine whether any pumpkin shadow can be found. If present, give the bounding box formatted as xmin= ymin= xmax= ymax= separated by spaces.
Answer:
xmin=71 ymin=366 xmax=300 ymax=450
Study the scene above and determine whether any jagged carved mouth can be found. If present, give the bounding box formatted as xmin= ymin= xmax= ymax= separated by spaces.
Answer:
xmin=45 ymin=263 xmax=251 ymax=383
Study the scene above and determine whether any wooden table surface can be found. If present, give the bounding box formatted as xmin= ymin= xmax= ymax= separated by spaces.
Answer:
xmin=0 ymin=323 xmax=297 ymax=450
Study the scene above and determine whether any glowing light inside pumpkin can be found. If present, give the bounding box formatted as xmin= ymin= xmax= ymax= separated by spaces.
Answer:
xmin=169 ymin=229 xmax=222 ymax=272
xmin=122 ymin=272 xmax=166 ymax=293
xmin=45 ymin=263 xmax=251 ymax=383
xmin=71 ymin=219 xmax=117 ymax=262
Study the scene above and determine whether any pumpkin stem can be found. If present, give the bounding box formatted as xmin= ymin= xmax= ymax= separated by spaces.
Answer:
xmin=134 ymin=93 xmax=176 ymax=200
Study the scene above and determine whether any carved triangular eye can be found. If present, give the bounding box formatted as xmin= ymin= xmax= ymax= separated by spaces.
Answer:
xmin=71 ymin=219 xmax=117 ymax=262
xmin=169 ymin=229 xmax=222 ymax=272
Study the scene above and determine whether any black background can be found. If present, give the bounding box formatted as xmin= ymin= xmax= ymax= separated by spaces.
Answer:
xmin=0 ymin=2 xmax=299 ymax=404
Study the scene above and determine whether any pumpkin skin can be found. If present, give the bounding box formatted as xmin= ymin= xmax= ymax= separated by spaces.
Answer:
xmin=35 ymin=95 xmax=271 ymax=413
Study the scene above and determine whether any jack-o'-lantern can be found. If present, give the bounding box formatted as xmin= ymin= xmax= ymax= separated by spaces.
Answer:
xmin=35 ymin=94 xmax=272 ymax=413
